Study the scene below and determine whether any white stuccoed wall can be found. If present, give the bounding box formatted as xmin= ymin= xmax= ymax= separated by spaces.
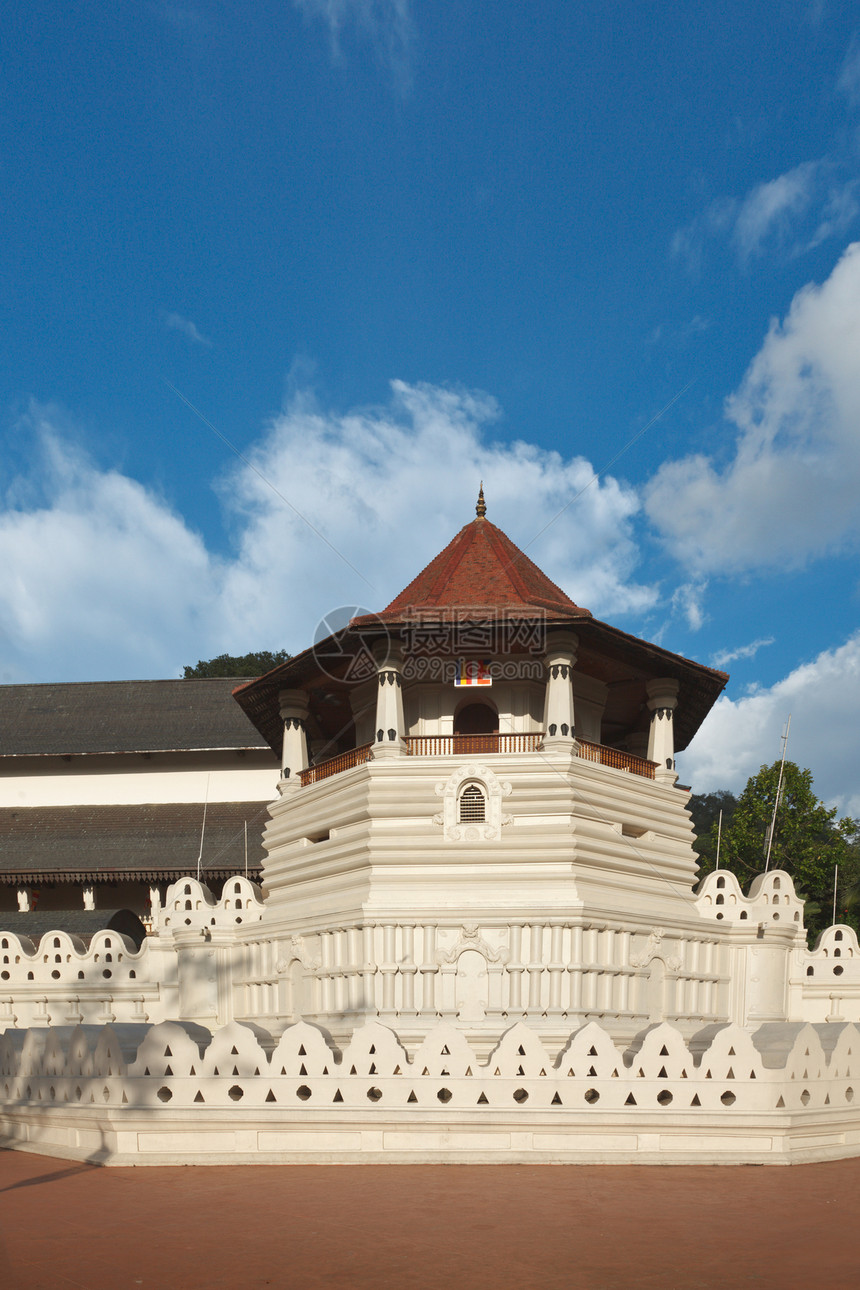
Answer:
xmin=2 ymin=753 xmax=279 ymax=807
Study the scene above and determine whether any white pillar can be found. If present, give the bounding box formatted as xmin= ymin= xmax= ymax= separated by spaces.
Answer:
xmin=542 ymin=631 xmax=578 ymax=748
xmin=646 ymin=678 xmax=679 ymax=783
xmin=82 ymin=886 xmax=96 ymax=910
xmin=149 ymin=885 xmax=162 ymax=921
xmin=279 ymin=688 xmax=309 ymax=783
xmin=373 ymin=640 xmax=406 ymax=758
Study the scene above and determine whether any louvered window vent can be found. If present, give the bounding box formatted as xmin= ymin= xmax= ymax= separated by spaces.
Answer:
xmin=459 ymin=784 xmax=486 ymax=823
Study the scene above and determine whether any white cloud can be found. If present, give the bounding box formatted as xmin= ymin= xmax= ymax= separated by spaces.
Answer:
xmin=837 ymin=32 xmax=860 ymax=108
xmin=805 ymin=180 xmax=859 ymax=251
xmin=294 ymin=0 xmax=413 ymax=89
xmin=671 ymin=197 xmax=737 ymax=274
xmin=670 ymin=582 xmax=707 ymax=632
xmin=0 ymin=385 xmax=656 ymax=682
xmin=680 ymin=632 xmax=860 ymax=819
xmin=217 ymin=380 xmax=657 ymax=643
xmin=0 ymin=410 xmax=217 ymax=682
xmin=732 ymin=162 xmax=819 ymax=261
xmin=673 ymin=166 xmax=858 ymax=269
xmin=710 ymin=637 xmax=774 ymax=669
xmin=165 ymin=312 xmax=212 ymax=347
xmin=646 ymin=241 xmax=860 ymax=575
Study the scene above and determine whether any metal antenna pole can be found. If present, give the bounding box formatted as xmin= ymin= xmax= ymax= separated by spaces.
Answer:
xmin=196 ymin=774 xmax=210 ymax=883
xmin=833 ymin=865 xmax=838 ymax=927
xmin=765 ymin=714 xmax=791 ymax=873
xmin=715 ymin=809 xmax=722 ymax=871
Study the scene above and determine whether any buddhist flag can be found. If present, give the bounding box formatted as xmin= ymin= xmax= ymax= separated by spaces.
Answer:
xmin=454 ymin=659 xmax=493 ymax=686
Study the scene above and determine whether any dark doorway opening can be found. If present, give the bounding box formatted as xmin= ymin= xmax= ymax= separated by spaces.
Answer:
xmin=453 ymin=702 xmax=499 ymax=752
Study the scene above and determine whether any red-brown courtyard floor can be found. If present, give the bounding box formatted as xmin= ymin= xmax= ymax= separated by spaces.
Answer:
xmin=0 ymin=1149 xmax=857 ymax=1289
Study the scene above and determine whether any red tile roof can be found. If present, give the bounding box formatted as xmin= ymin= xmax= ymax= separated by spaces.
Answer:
xmin=360 ymin=517 xmax=592 ymax=624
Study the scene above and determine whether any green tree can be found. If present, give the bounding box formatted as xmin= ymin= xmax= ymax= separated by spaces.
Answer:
xmin=183 ymin=650 xmax=291 ymax=679
xmin=695 ymin=761 xmax=860 ymax=942
xmin=688 ymin=789 xmax=738 ymax=870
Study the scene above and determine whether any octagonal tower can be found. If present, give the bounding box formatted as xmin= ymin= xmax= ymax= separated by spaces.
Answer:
xmin=233 ymin=492 xmax=732 ymax=1050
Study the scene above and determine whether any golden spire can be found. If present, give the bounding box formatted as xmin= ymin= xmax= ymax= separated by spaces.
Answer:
xmin=476 ymin=482 xmax=486 ymax=518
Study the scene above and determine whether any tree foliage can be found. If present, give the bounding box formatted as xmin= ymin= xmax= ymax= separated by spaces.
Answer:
xmin=183 ymin=650 xmax=291 ymax=679
xmin=687 ymin=789 xmax=738 ymax=869
xmin=692 ymin=761 xmax=860 ymax=942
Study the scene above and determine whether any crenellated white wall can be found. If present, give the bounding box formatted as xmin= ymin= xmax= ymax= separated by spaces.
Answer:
xmin=3 ymin=1016 xmax=860 ymax=1166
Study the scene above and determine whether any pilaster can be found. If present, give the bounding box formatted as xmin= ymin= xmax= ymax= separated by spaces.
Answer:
xmin=372 ymin=639 xmax=406 ymax=758
xmin=542 ymin=630 xmax=578 ymax=750
xmin=646 ymin=678 xmax=679 ymax=784
xmin=279 ymin=688 xmax=310 ymax=784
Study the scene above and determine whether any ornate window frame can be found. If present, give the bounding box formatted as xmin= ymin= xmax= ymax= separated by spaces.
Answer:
xmin=434 ymin=762 xmax=512 ymax=842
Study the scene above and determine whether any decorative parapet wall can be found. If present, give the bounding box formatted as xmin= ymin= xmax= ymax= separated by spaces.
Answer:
xmin=695 ymin=870 xmax=860 ymax=1025
xmin=0 ymin=928 xmax=161 ymax=1033
xmin=695 ymin=868 xmax=806 ymax=932
xmin=0 ymin=876 xmax=264 ymax=1033
xmin=801 ymin=925 xmax=860 ymax=1023
xmin=155 ymin=876 xmax=264 ymax=935
xmin=2 ymin=1017 xmax=859 ymax=1166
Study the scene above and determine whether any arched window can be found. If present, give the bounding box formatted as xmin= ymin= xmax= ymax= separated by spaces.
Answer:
xmin=459 ymin=783 xmax=486 ymax=824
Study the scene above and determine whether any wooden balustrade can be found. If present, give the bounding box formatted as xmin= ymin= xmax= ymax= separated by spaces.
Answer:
xmin=300 ymin=733 xmax=655 ymax=785
xmin=576 ymin=739 xmax=656 ymax=779
xmin=299 ymin=742 xmax=374 ymax=787
xmin=405 ymin=733 xmax=544 ymax=756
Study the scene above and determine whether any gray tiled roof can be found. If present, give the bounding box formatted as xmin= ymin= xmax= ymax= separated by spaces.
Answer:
xmin=0 ymin=802 xmax=269 ymax=883
xmin=0 ymin=679 xmax=271 ymax=756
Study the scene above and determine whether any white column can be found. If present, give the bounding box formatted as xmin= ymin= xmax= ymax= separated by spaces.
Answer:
xmin=372 ymin=639 xmax=406 ymax=758
xmin=149 ymin=885 xmax=162 ymax=921
xmin=279 ymin=688 xmax=309 ymax=783
xmin=542 ymin=631 xmax=578 ymax=748
xmin=646 ymin=679 xmax=679 ymax=783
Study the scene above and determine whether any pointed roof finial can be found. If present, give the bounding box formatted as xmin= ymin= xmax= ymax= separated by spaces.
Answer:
xmin=476 ymin=481 xmax=486 ymax=518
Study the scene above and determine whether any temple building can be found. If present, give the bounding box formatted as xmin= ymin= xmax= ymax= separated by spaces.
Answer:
xmin=2 ymin=492 xmax=860 ymax=1166
xmin=230 ymin=487 xmax=731 ymax=1051
xmin=0 ymin=678 xmax=279 ymax=916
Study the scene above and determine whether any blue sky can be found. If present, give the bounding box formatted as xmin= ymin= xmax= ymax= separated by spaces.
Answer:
xmin=3 ymin=2 xmax=860 ymax=813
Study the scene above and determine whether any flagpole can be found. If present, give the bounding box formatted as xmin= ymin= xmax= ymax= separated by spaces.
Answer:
xmin=765 ymin=715 xmax=791 ymax=873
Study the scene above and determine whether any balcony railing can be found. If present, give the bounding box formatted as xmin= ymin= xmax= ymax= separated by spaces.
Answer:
xmin=405 ymin=733 xmax=544 ymax=756
xmin=299 ymin=742 xmax=374 ymax=787
xmin=576 ymin=739 xmax=656 ymax=780
xmin=299 ymin=733 xmax=656 ymax=786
